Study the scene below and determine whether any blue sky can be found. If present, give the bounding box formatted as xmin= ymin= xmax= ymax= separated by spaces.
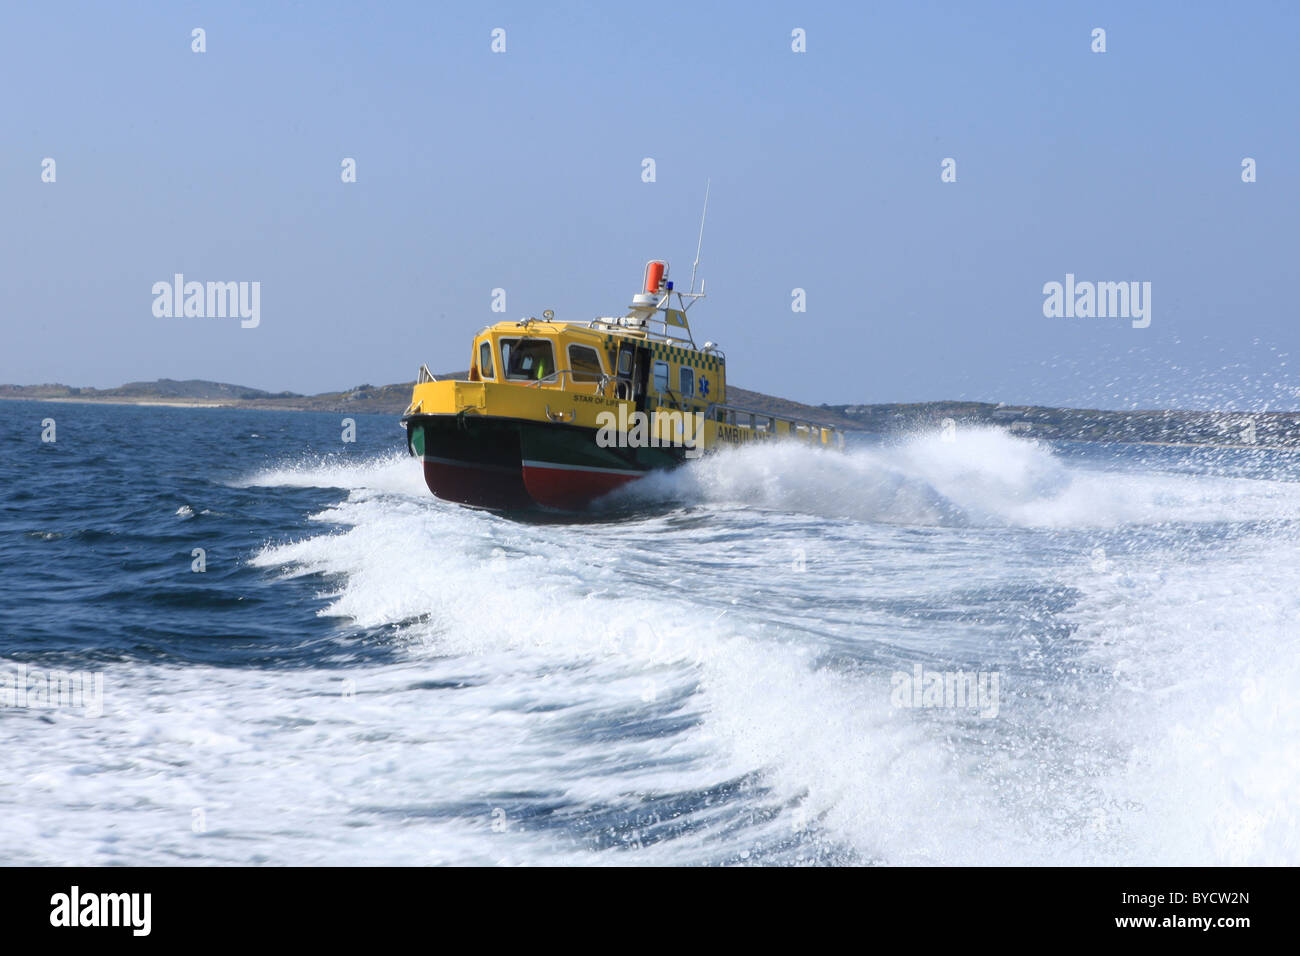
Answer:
xmin=3 ymin=1 xmax=1297 ymax=409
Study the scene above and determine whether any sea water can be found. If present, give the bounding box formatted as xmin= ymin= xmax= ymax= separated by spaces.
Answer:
xmin=1 ymin=400 xmax=1296 ymax=865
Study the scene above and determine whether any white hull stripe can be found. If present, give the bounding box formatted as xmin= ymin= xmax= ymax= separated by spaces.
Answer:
xmin=520 ymin=459 xmax=646 ymax=477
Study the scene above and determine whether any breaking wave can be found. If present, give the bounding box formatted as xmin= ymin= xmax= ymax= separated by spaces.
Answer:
xmin=232 ymin=428 xmax=1300 ymax=864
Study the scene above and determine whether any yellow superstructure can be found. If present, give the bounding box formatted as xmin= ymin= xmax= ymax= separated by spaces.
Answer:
xmin=402 ymin=260 xmax=841 ymax=510
xmin=405 ymin=315 xmax=841 ymax=451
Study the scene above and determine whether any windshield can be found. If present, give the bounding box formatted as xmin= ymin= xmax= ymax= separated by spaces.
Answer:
xmin=501 ymin=338 xmax=555 ymax=381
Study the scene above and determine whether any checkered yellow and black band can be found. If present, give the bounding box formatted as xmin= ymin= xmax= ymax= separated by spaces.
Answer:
xmin=649 ymin=342 xmax=725 ymax=372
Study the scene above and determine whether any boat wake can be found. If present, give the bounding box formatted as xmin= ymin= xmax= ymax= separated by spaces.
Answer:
xmin=612 ymin=426 xmax=1300 ymax=528
xmin=234 ymin=427 xmax=1300 ymax=864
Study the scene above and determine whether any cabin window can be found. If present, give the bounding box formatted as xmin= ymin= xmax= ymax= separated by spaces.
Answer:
xmin=479 ymin=341 xmax=494 ymax=380
xmin=500 ymin=338 xmax=556 ymax=381
xmin=568 ymin=344 xmax=604 ymax=383
xmin=679 ymin=366 xmax=694 ymax=399
xmin=617 ymin=350 xmax=632 ymax=375
xmin=653 ymin=361 xmax=670 ymax=394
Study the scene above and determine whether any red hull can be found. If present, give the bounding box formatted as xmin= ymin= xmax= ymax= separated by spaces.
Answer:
xmin=520 ymin=460 xmax=642 ymax=509
xmin=421 ymin=457 xmax=643 ymax=510
xmin=421 ymin=458 xmax=533 ymax=510
xmin=408 ymin=414 xmax=672 ymax=511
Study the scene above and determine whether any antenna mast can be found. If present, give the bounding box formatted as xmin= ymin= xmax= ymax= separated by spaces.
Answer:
xmin=689 ymin=179 xmax=710 ymax=295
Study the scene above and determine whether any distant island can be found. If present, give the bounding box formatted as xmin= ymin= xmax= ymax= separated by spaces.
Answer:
xmin=0 ymin=378 xmax=390 ymax=411
xmin=3 ymin=377 xmax=1298 ymax=449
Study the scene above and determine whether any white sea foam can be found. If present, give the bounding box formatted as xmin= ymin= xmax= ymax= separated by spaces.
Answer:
xmin=234 ymin=450 xmax=427 ymax=497
xmin=234 ymin=432 xmax=1300 ymax=863
xmin=7 ymin=430 xmax=1295 ymax=864
xmin=616 ymin=427 xmax=1300 ymax=528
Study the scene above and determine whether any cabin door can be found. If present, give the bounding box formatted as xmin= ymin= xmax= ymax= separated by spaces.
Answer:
xmin=615 ymin=342 xmax=652 ymax=412
xmin=631 ymin=345 xmax=652 ymax=413
xmin=614 ymin=342 xmax=635 ymax=400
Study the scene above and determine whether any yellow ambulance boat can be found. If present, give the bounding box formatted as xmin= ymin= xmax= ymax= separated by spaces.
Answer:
xmin=401 ymin=260 xmax=841 ymax=510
